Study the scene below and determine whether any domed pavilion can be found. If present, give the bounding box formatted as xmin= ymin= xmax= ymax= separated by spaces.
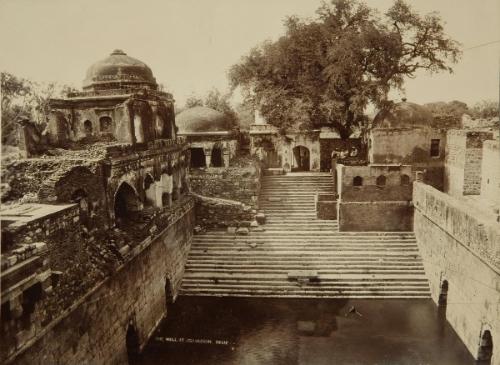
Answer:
xmin=176 ymin=106 xmax=238 ymax=168
xmin=43 ymin=50 xmax=176 ymax=147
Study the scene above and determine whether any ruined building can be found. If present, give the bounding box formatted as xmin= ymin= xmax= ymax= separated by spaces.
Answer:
xmin=1 ymin=50 xmax=195 ymax=364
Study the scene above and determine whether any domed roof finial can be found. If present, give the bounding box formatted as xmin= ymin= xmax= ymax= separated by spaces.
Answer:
xmin=402 ymin=97 xmax=407 ymax=102
xmin=111 ymin=49 xmax=126 ymax=56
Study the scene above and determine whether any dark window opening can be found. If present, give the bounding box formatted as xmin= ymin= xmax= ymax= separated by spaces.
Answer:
xmin=99 ymin=116 xmax=112 ymax=133
xmin=144 ymin=175 xmax=154 ymax=190
xmin=83 ymin=120 xmax=93 ymax=136
xmin=114 ymin=183 xmax=140 ymax=226
xmin=190 ymin=148 xmax=206 ymax=168
xmin=478 ymin=330 xmax=493 ymax=363
xmin=126 ymin=323 xmax=140 ymax=363
xmin=210 ymin=147 xmax=224 ymax=167
xmin=353 ymin=176 xmax=363 ymax=187
xmin=376 ymin=175 xmax=386 ymax=187
xmin=401 ymin=174 xmax=410 ymax=186
xmin=430 ymin=139 xmax=440 ymax=157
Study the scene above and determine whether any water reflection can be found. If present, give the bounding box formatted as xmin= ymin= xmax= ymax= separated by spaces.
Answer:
xmin=138 ymin=297 xmax=476 ymax=365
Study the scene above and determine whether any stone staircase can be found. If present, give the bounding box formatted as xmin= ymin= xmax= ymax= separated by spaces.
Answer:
xmin=180 ymin=172 xmax=430 ymax=298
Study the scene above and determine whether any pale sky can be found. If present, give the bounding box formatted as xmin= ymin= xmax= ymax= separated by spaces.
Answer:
xmin=0 ymin=0 xmax=499 ymax=107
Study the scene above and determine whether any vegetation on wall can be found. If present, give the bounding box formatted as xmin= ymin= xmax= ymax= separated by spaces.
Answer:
xmin=229 ymin=0 xmax=461 ymax=138
xmin=1 ymin=72 xmax=77 ymax=146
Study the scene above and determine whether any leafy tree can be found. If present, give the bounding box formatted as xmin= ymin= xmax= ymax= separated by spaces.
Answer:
xmin=229 ymin=0 xmax=461 ymax=138
xmin=424 ymin=100 xmax=469 ymax=128
xmin=204 ymin=88 xmax=239 ymax=129
xmin=184 ymin=94 xmax=204 ymax=109
xmin=470 ymin=100 xmax=499 ymax=119
xmin=1 ymin=71 xmax=77 ymax=145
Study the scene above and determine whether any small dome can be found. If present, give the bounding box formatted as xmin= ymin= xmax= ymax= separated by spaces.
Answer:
xmin=373 ymin=101 xmax=433 ymax=129
xmin=176 ymin=106 xmax=232 ymax=134
xmin=83 ymin=49 xmax=157 ymax=91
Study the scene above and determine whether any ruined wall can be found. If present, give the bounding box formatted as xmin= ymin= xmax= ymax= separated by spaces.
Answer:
xmin=445 ymin=130 xmax=494 ymax=197
xmin=189 ymin=157 xmax=260 ymax=208
xmin=250 ymin=132 xmax=321 ymax=171
xmin=7 ymin=203 xmax=195 ymax=365
xmin=369 ymin=127 xmax=446 ymax=190
xmin=480 ymin=140 xmax=500 ymax=206
xmin=413 ymin=182 xmax=500 ymax=363
xmin=337 ymin=164 xmax=413 ymax=231
xmin=193 ymin=194 xmax=255 ymax=229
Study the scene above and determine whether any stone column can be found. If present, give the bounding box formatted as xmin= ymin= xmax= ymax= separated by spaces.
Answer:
xmin=223 ymin=151 xmax=230 ymax=167
xmin=204 ymin=148 xmax=212 ymax=167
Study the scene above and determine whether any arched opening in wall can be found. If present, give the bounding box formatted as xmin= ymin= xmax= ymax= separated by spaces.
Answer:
xmin=210 ymin=146 xmax=224 ymax=167
xmin=376 ymin=175 xmax=386 ymax=187
xmin=162 ymin=192 xmax=171 ymax=208
xmin=478 ymin=330 xmax=493 ymax=364
xmin=438 ymin=280 xmax=448 ymax=307
xmin=401 ymin=174 xmax=410 ymax=186
xmin=292 ymin=145 xmax=310 ymax=171
xmin=353 ymin=176 xmax=363 ymax=187
xmin=143 ymin=174 xmax=155 ymax=208
xmin=99 ymin=116 xmax=112 ymax=133
xmin=114 ymin=182 xmax=141 ymax=227
xmin=71 ymin=189 xmax=90 ymax=226
xmin=165 ymin=277 xmax=175 ymax=307
xmin=126 ymin=323 xmax=140 ymax=364
xmin=190 ymin=148 xmax=206 ymax=168
xmin=83 ymin=120 xmax=93 ymax=137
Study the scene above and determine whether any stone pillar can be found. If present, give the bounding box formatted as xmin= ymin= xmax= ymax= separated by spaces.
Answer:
xmin=223 ymin=152 xmax=230 ymax=167
xmin=204 ymin=148 xmax=212 ymax=167
xmin=154 ymin=183 xmax=163 ymax=208
xmin=331 ymin=156 xmax=338 ymax=194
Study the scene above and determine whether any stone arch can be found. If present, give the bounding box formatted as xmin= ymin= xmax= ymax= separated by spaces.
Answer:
xmin=353 ymin=176 xmax=363 ymax=187
xmin=143 ymin=174 xmax=155 ymax=208
xmin=292 ymin=145 xmax=310 ymax=171
xmin=125 ymin=322 xmax=140 ymax=363
xmin=438 ymin=280 xmax=448 ymax=307
xmin=210 ymin=144 xmax=224 ymax=167
xmin=99 ymin=116 xmax=112 ymax=133
xmin=376 ymin=175 xmax=386 ymax=187
xmin=55 ymin=113 xmax=70 ymax=144
xmin=83 ymin=120 xmax=93 ymax=137
xmin=165 ymin=276 xmax=175 ymax=306
xmin=478 ymin=330 xmax=493 ymax=363
xmin=401 ymin=174 xmax=410 ymax=186
xmin=114 ymin=182 xmax=141 ymax=227
xmin=190 ymin=148 xmax=206 ymax=168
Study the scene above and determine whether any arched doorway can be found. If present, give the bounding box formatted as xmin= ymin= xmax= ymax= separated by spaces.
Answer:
xmin=114 ymin=182 xmax=141 ymax=227
xmin=478 ymin=330 xmax=493 ymax=364
xmin=210 ymin=146 xmax=224 ymax=167
xmin=190 ymin=148 xmax=206 ymax=168
xmin=143 ymin=174 xmax=155 ymax=208
xmin=126 ymin=323 xmax=140 ymax=364
xmin=438 ymin=280 xmax=448 ymax=307
xmin=165 ymin=277 xmax=175 ymax=306
xmin=293 ymin=146 xmax=310 ymax=171
xmin=99 ymin=116 xmax=112 ymax=133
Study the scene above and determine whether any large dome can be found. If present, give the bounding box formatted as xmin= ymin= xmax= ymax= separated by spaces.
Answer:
xmin=176 ymin=106 xmax=232 ymax=134
xmin=373 ymin=101 xmax=433 ymax=129
xmin=83 ymin=49 xmax=157 ymax=91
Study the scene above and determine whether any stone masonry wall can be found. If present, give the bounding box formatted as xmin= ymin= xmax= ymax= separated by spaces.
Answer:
xmin=189 ymin=157 xmax=261 ymax=209
xmin=7 ymin=205 xmax=195 ymax=365
xmin=193 ymin=194 xmax=255 ymax=229
xmin=480 ymin=140 xmax=500 ymax=206
xmin=413 ymin=182 xmax=500 ymax=363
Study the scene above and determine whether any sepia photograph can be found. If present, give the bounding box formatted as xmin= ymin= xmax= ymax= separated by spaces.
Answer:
xmin=0 ymin=0 xmax=499 ymax=364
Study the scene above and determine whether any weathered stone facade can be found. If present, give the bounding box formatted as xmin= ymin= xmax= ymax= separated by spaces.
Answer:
xmin=444 ymin=129 xmax=494 ymax=197
xmin=414 ymin=182 xmax=499 ymax=364
xmin=6 ymin=204 xmax=194 ymax=365
xmin=336 ymin=164 xmax=414 ymax=231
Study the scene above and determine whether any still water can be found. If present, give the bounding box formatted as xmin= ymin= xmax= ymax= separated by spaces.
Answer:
xmin=138 ymin=297 xmax=475 ymax=365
